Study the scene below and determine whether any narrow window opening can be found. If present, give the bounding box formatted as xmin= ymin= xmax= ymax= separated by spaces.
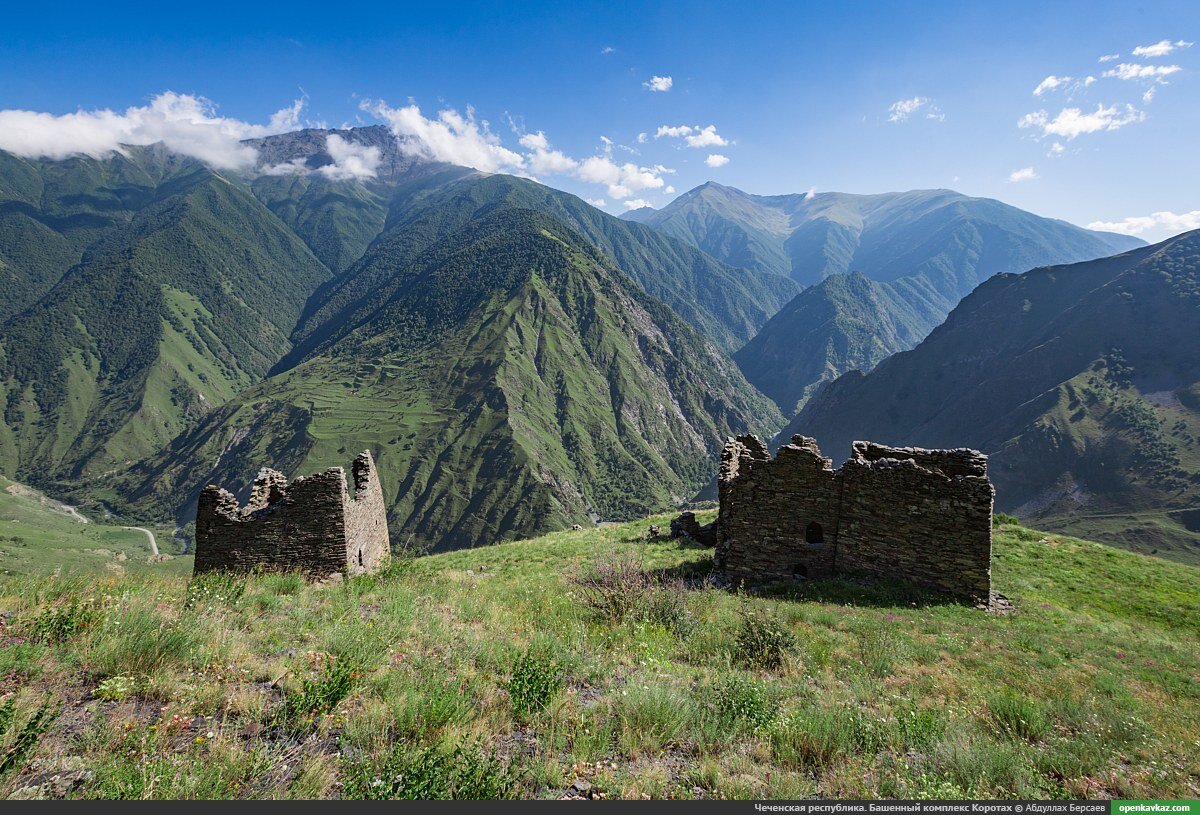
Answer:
xmin=805 ymin=521 xmax=824 ymax=544
xmin=357 ymin=549 xmax=364 ymax=568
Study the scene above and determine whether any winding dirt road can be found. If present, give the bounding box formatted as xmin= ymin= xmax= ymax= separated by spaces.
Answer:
xmin=123 ymin=526 xmax=160 ymax=556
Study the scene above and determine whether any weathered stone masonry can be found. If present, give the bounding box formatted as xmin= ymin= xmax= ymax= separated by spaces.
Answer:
xmin=715 ymin=435 xmax=993 ymax=603
xmin=194 ymin=451 xmax=390 ymax=577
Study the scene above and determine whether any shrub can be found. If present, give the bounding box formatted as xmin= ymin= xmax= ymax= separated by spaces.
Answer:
xmin=507 ymin=651 xmax=564 ymax=721
xmin=284 ymin=655 xmax=357 ymax=720
xmin=986 ymin=690 xmax=1050 ymax=742
xmin=572 ymin=544 xmax=649 ymax=623
xmin=0 ymin=696 xmax=58 ymax=779
xmin=91 ymin=605 xmax=198 ymax=678
xmin=993 ymin=513 xmax=1020 ymax=528
xmin=734 ymin=607 xmax=796 ymax=669
xmin=30 ymin=596 xmax=101 ymax=644
xmin=184 ymin=571 xmax=247 ymax=611
xmin=341 ymin=742 xmax=517 ymax=800
xmin=572 ymin=545 xmax=693 ymax=633
xmin=713 ymin=674 xmax=775 ymax=730
xmin=769 ymin=705 xmax=885 ymax=769
xmin=95 ymin=675 xmax=140 ymax=702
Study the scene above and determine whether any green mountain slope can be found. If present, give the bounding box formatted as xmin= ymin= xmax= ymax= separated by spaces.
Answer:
xmin=786 ymin=230 xmax=1200 ymax=565
xmin=733 ymin=272 xmax=945 ymax=414
xmin=283 ymin=171 xmax=798 ymax=356
xmin=0 ymin=146 xmax=211 ymax=320
xmin=647 ymin=183 xmax=1147 ymax=412
xmin=0 ymin=159 xmax=331 ymax=487
xmin=121 ymin=208 xmax=782 ymax=550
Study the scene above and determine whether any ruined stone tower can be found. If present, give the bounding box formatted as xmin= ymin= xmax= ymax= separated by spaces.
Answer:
xmin=194 ymin=451 xmax=390 ymax=577
xmin=716 ymin=435 xmax=994 ymax=603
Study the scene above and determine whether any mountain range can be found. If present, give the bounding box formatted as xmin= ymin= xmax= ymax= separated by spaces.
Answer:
xmin=0 ymin=126 xmax=1191 ymax=558
xmin=627 ymin=183 xmax=1143 ymax=413
xmin=786 ymin=230 xmax=1200 ymax=565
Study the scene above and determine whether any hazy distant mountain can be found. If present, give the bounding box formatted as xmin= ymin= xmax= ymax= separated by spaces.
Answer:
xmin=619 ymin=205 xmax=658 ymax=223
xmin=733 ymin=272 xmax=944 ymax=415
xmin=786 ymin=231 xmax=1200 ymax=565
xmin=641 ymin=182 xmax=1146 ymax=411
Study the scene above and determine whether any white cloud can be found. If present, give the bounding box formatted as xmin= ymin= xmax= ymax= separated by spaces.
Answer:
xmin=1008 ymin=166 xmax=1038 ymax=182
xmin=655 ymin=124 xmax=692 ymax=138
xmin=1098 ymin=53 xmax=1120 ymax=62
xmin=643 ymin=75 xmax=673 ymax=92
xmin=585 ymin=197 xmax=607 ymax=207
xmin=1048 ymin=141 xmax=1065 ymax=157
xmin=655 ymin=123 xmax=730 ymax=148
xmin=622 ymin=198 xmax=652 ymax=210
xmin=1102 ymin=63 xmax=1182 ymax=81
xmin=888 ymin=97 xmax=941 ymax=123
xmin=0 ymin=91 xmax=308 ymax=169
xmin=1083 ymin=75 xmax=1096 ymax=87
xmin=367 ymin=100 xmax=524 ymax=172
xmin=1131 ymin=39 xmax=1193 ymax=58
xmin=1018 ymin=104 xmax=1145 ymax=139
xmin=685 ymin=125 xmax=728 ymax=148
xmin=705 ymin=153 xmax=730 ymax=167
xmin=664 ymin=185 xmax=674 ymax=194
xmin=1033 ymin=75 xmax=1072 ymax=96
xmin=1144 ymin=86 xmax=1157 ymax=103
xmin=1086 ymin=210 xmax=1200 ymax=236
xmin=804 ymin=186 xmax=817 ymax=200
xmin=577 ymin=154 xmax=670 ymax=199
xmin=518 ymin=131 xmax=548 ymax=150
xmin=600 ymin=46 xmax=615 ymax=54
xmin=636 ymin=132 xmax=647 ymax=144
xmin=318 ymin=134 xmax=381 ymax=180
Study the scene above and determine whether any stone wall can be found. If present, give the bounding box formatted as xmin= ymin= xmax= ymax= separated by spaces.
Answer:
xmin=715 ymin=435 xmax=993 ymax=603
xmin=343 ymin=451 xmax=391 ymax=576
xmin=194 ymin=451 xmax=390 ymax=577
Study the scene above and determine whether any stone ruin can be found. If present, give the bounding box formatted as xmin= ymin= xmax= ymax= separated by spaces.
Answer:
xmin=698 ymin=435 xmax=994 ymax=603
xmin=194 ymin=451 xmax=390 ymax=577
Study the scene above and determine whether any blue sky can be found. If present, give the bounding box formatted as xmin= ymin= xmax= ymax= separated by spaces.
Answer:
xmin=1 ymin=0 xmax=1197 ymax=240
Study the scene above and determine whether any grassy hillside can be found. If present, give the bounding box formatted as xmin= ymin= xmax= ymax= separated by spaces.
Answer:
xmin=0 ymin=161 xmax=332 ymax=487
xmin=119 ymin=208 xmax=782 ymax=550
xmin=0 ymin=513 xmax=1195 ymax=800
xmin=0 ymin=476 xmax=185 ymax=578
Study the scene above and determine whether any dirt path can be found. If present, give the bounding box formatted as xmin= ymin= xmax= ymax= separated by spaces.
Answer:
xmin=60 ymin=504 xmax=90 ymax=524
xmin=123 ymin=526 xmax=160 ymax=556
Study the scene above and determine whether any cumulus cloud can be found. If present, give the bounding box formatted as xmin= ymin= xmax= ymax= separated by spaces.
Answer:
xmin=1048 ymin=141 xmax=1066 ymax=157
xmin=704 ymin=153 xmax=730 ymax=167
xmin=887 ymin=97 xmax=942 ymax=123
xmin=1086 ymin=210 xmax=1200 ymax=236
xmin=577 ymin=154 xmax=670 ymax=199
xmin=0 ymin=91 xmax=307 ymax=169
xmin=318 ymin=134 xmax=382 ymax=180
xmin=585 ymin=197 xmax=607 ymax=207
xmin=654 ymin=123 xmax=730 ymax=148
xmin=804 ymin=186 xmax=817 ymax=201
xmin=1008 ymin=166 xmax=1038 ymax=182
xmin=1033 ymin=75 xmax=1072 ymax=96
xmin=643 ymin=75 xmax=673 ymax=92
xmin=636 ymin=132 xmax=647 ymax=143
xmin=1131 ymin=39 xmax=1193 ymax=58
xmin=1098 ymin=53 xmax=1120 ymax=62
xmin=600 ymin=45 xmax=615 ymax=54
xmin=1018 ymin=104 xmax=1145 ymax=139
xmin=367 ymin=100 xmax=524 ymax=172
xmin=622 ymin=198 xmax=652 ymax=210
xmin=1102 ymin=63 xmax=1182 ymax=81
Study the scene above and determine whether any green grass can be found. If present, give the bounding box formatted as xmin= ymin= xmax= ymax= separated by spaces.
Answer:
xmin=0 ymin=513 xmax=1196 ymax=800
xmin=0 ymin=476 xmax=188 ymax=578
